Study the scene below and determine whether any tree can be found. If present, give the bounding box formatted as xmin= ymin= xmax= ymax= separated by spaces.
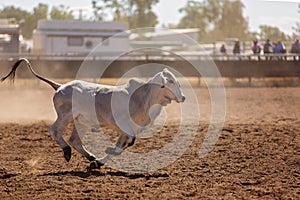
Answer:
xmin=202 ymin=0 xmax=222 ymax=26
xmin=129 ymin=0 xmax=159 ymax=28
xmin=212 ymin=0 xmax=250 ymax=40
xmin=0 ymin=4 xmax=76 ymax=39
xmin=259 ymin=25 xmax=287 ymax=41
xmin=0 ymin=6 xmax=30 ymax=21
xmin=0 ymin=4 xmax=47 ymax=39
xmin=50 ymin=5 xmax=74 ymax=20
xmin=33 ymin=3 xmax=48 ymax=20
xmin=101 ymin=0 xmax=124 ymax=21
xmin=92 ymin=0 xmax=159 ymax=29
xmin=0 ymin=6 xmax=31 ymax=38
xmin=92 ymin=0 xmax=105 ymax=21
xmin=178 ymin=1 xmax=206 ymax=28
xmin=292 ymin=4 xmax=300 ymax=38
xmin=177 ymin=0 xmax=250 ymax=42
xmin=177 ymin=0 xmax=207 ymax=38
xmin=23 ymin=3 xmax=48 ymax=38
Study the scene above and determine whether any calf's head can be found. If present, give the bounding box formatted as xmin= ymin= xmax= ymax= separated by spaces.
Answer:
xmin=150 ymin=68 xmax=185 ymax=106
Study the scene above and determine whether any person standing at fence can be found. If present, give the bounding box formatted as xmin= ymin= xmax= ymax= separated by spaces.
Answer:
xmin=251 ymin=39 xmax=261 ymax=60
xmin=220 ymin=43 xmax=227 ymax=54
xmin=233 ymin=40 xmax=240 ymax=54
xmin=263 ymin=39 xmax=273 ymax=60
xmin=220 ymin=43 xmax=227 ymax=60
xmin=290 ymin=39 xmax=300 ymax=60
xmin=273 ymin=41 xmax=286 ymax=60
xmin=233 ymin=40 xmax=241 ymax=60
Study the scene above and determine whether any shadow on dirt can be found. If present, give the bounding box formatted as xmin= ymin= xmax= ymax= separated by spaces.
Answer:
xmin=0 ymin=173 xmax=17 ymax=179
xmin=0 ymin=168 xmax=18 ymax=179
xmin=106 ymin=171 xmax=169 ymax=179
xmin=40 ymin=170 xmax=103 ymax=178
xmin=40 ymin=170 xmax=169 ymax=179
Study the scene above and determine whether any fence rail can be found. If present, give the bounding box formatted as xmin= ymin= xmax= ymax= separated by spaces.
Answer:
xmin=0 ymin=52 xmax=299 ymax=61
xmin=0 ymin=52 xmax=299 ymax=79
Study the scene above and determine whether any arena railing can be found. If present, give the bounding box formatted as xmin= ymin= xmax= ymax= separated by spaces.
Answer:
xmin=0 ymin=52 xmax=299 ymax=61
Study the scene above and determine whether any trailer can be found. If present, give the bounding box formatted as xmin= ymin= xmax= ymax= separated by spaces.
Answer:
xmin=0 ymin=19 xmax=20 ymax=53
xmin=32 ymin=20 xmax=129 ymax=54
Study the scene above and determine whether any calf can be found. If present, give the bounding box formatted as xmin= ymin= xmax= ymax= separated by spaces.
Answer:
xmin=1 ymin=58 xmax=185 ymax=170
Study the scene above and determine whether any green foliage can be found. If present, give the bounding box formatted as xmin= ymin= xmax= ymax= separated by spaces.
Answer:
xmin=212 ymin=0 xmax=250 ymax=40
xmin=92 ymin=0 xmax=105 ymax=20
xmin=0 ymin=3 xmax=74 ymax=39
xmin=0 ymin=6 xmax=31 ymax=38
xmin=101 ymin=0 xmax=124 ymax=21
xmin=259 ymin=25 xmax=287 ymax=41
xmin=0 ymin=3 xmax=48 ymax=39
xmin=50 ymin=5 xmax=74 ymax=20
xmin=178 ymin=1 xmax=206 ymax=28
xmin=23 ymin=3 xmax=49 ymax=38
xmin=292 ymin=4 xmax=300 ymax=38
xmin=0 ymin=0 xmax=294 ymax=42
xmin=0 ymin=6 xmax=30 ymax=22
xmin=177 ymin=0 xmax=251 ymax=42
xmin=129 ymin=0 xmax=159 ymax=29
xmin=92 ymin=0 xmax=159 ymax=29
xmin=177 ymin=1 xmax=207 ymax=39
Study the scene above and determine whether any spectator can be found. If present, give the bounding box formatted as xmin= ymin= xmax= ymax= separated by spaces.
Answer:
xmin=273 ymin=41 xmax=286 ymax=53
xmin=251 ymin=39 xmax=261 ymax=60
xmin=263 ymin=39 xmax=273 ymax=60
xmin=290 ymin=39 xmax=300 ymax=53
xmin=233 ymin=40 xmax=240 ymax=54
xmin=273 ymin=41 xmax=286 ymax=60
xmin=290 ymin=39 xmax=300 ymax=60
xmin=220 ymin=43 xmax=227 ymax=54
xmin=251 ymin=39 xmax=261 ymax=54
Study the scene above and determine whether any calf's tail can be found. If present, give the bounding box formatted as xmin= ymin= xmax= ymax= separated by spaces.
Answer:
xmin=1 ymin=58 xmax=61 ymax=90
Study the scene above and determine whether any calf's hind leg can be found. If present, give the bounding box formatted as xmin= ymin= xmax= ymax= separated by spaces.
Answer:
xmin=49 ymin=116 xmax=72 ymax=162
xmin=68 ymin=125 xmax=96 ymax=161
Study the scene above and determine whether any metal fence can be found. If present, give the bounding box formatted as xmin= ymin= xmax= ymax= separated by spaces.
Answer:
xmin=0 ymin=52 xmax=299 ymax=80
xmin=0 ymin=52 xmax=299 ymax=61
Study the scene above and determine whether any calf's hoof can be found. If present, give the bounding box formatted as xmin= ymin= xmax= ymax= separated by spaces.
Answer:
xmin=63 ymin=146 xmax=72 ymax=162
xmin=88 ymin=155 xmax=96 ymax=161
xmin=88 ymin=161 xmax=104 ymax=170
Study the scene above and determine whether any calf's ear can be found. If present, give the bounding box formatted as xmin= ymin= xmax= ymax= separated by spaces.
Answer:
xmin=161 ymin=73 xmax=167 ymax=88
xmin=162 ymin=68 xmax=169 ymax=76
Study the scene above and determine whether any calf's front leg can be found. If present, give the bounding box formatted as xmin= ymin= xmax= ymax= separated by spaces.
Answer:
xmin=89 ymin=133 xmax=136 ymax=170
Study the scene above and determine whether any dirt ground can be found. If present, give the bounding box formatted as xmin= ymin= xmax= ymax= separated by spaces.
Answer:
xmin=0 ymin=84 xmax=299 ymax=199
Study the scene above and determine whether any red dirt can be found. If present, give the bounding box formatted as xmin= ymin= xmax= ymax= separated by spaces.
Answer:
xmin=0 ymin=87 xmax=299 ymax=199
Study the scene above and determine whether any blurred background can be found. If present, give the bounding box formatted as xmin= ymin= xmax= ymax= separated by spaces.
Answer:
xmin=0 ymin=0 xmax=299 ymax=88
xmin=0 ymin=0 xmax=299 ymax=54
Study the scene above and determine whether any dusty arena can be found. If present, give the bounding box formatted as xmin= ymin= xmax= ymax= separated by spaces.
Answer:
xmin=0 ymin=79 xmax=299 ymax=199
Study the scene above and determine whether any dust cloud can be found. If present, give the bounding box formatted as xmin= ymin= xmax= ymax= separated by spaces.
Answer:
xmin=1 ymin=78 xmax=299 ymax=125
xmin=0 ymin=79 xmax=193 ymax=124
xmin=0 ymin=81 xmax=56 ymax=123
